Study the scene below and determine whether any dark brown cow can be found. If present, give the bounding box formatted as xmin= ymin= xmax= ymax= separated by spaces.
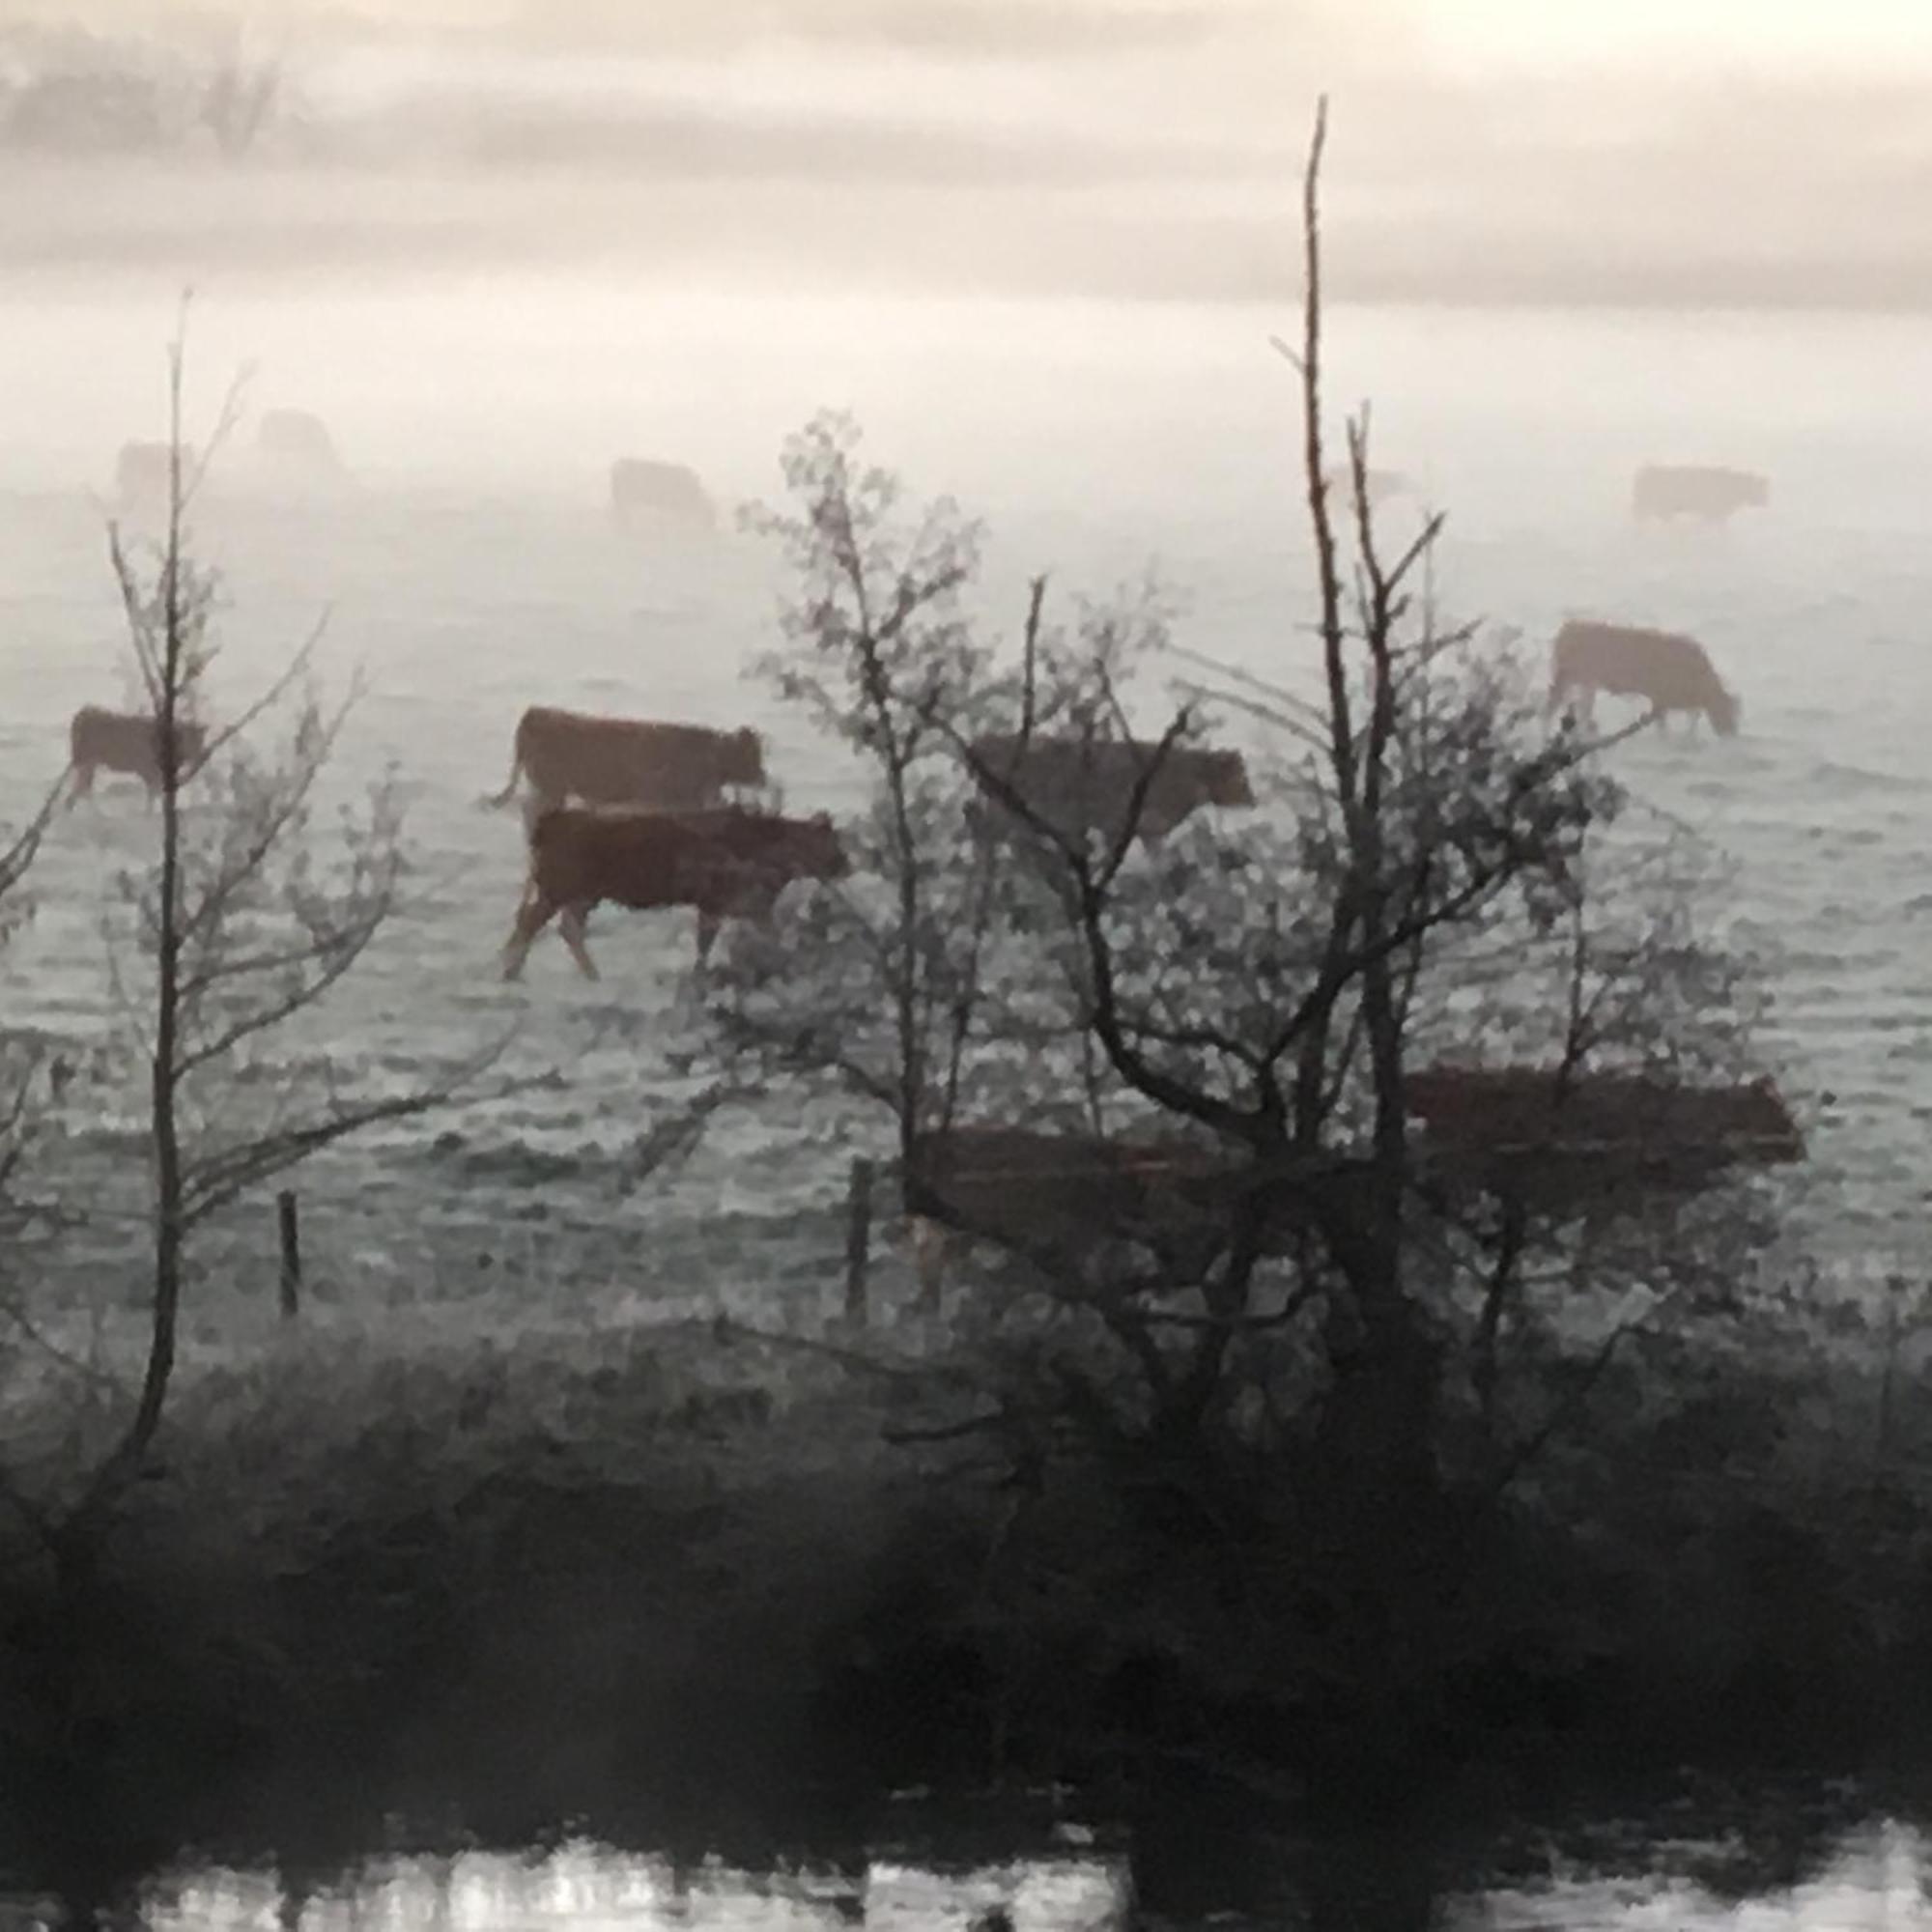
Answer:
xmin=69 ymin=705 xmax=208 ymax=802
xmin=1548 ymin=619 xmax=1740 ymax=737
xmin=1406 ymin=1064 xmax=1802 ymax=1219
xmin=486 ymin=706 xmax=766 ymax=813
xmin=967 ymin=733 xmax=1256 ymax=847
xmin=1632 ymin=465 xmax=1769 ymax=524
xmin=501 ymin=805 xmax=849 ymax=980
xmin=610 ymin=458 xmax=718 ymax=531
xmin=902 ymin=1124 xmax=1233 ymax=1301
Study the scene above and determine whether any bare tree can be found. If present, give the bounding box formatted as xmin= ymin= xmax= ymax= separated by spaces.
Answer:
xmin=709 ymin=101 xmax=1789 ymax=1778
xmin=49 ymin=316 xmax=499 ymax=1523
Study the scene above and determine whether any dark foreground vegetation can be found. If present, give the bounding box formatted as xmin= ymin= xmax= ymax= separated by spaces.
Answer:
xmin=4 ymin=1301 xmax=1932 ymax=1915
xmin=0 ymin=102 xmax=1922 ymax=1926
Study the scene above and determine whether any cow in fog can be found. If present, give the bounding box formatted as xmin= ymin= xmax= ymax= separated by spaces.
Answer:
xmin=610 ymin=458 xmax=718 ymax=531
xmin=1322 ymin=465 xmax=1411 ymax=509
xmin=114 ymin=440 xmax=190 ymax=510
xmin=1548 ymin=619 xmax=1740 ymax=738
xmin=255 ymin=409 xmax=345 ymax=480
xmin=501 ymin=805 xmax=849 ymax=980
xmin=966 ymin=733 xmax=1256 ymax=848
xmin=1632 ymin=465 xmax=1769 ymax=525
xmin=486 ymin=706 xmax=766 ymax=814
xmin=69 ymin=705 xmax=208 ymax=802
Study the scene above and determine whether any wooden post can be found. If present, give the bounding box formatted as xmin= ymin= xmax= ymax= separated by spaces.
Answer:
xmin=277 ymin=1188 xmax=301 ymax=1321
xmin=844 ymin=1157 xmax=873 ymax=1328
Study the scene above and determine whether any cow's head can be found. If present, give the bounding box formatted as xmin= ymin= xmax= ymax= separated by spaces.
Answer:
xmin=1709 ymin=685 xmax=1742 ymax=737
xmin=1201 ymin=749 xmax=1256 ymax=809
xmin=795 ymin=811 xmax=850 ymax=881
xmin=726 ymin=726 xmax=767 ymax=786
xmin=1743 ymin=473 xmax=1771 ymax=507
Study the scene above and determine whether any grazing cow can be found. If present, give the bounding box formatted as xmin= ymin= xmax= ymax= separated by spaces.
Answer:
xmin=1632 ymin=465 xmax=1769 ymax=524
xmin=967 ymin=734 xmax=1256 ymax=848
xmin=255 ymin=409 xmax=344 ymax=477
xmin=69 ymin=705 xmax=208 ymax=801
xmin=114 ymin=440 xmax=190 ymax=509
xmin=1322 ymin=465 xmax=1411 ymax=509
xmin=610 ymin=458 xmax=718 ymax=531
xmin=902 ymin=1124 xmax=1234 ymax=1301
xmin=1406 ymin=1064 xmax=1803 ymax=1220
xmin=501 ymin=805 xmax=849 ymax=980
xmin=1548 ymin=619 xmax=1740 ymax=737
xmin=486 ymin=706 xmax=766 ymax=813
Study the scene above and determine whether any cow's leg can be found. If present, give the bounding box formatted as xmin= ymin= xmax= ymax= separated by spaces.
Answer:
xmin=557 ymin=905 xmax=601 ymax=981
xmin=67 ymin=761 xmax=94 ymax=810
xmin=500 ymin=891 xmax=555 ymax=981
xmin=910 ymin=1214 xmax=953 ymax=1311
xmin=694 ymin=908 xmax=721 ymax=971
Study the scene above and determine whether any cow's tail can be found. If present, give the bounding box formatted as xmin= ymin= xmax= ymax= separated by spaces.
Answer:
xmin=482 ymin=726 xmax=525 ymax=810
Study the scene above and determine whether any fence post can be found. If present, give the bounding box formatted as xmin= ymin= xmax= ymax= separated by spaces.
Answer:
xmin=277 ymin=1189 xmax=301 ymax=1321
xmin=844 ymin=1157 xmax=874 ymax=1328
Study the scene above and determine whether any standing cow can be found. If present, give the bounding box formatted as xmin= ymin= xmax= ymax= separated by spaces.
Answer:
xmin=967 ymin=734 xmax=1255 ymax=848
xmin=69 ymin=705 xmax=209 ymax=802
xmin=486 ymin=706 xmax=766 ymax=814
xmin=501 ymin=805 xmax=849 ymax=980
xmin=1548 ymin=620 xmax=1740 ymax=738
xmin=609 ymin=459 xmax=718 ymax=532
xmin=1632 ymin=465 xmax=1769 ymax=525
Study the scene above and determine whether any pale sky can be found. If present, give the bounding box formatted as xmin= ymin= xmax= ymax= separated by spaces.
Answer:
xmin=1424 ymin=0 xmax=1932 ymax=71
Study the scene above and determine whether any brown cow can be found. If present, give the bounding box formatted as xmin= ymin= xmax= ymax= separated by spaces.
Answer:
xmin=486 ymin=706 xmax=766 ymax=813
xmin=1633 ymin=465 xmax=1769 ymax=524
xmin=501 ymin=805 xmax=849 ymax=980
xmin=610 ymin=458 xmax=718 ymax=531
xmin=967 ymin=733 xmax=1256 ymax=847
xmin=902 ymin=1123 xmax=1234 ymax=1301
xmin=69 ymin=705 xmax=208 ymax=802
xmin=1548 ymin=620 xmax=1740 ymax=737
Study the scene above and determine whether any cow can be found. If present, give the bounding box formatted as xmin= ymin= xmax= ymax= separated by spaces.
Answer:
xmin=1322 ymin=465 xmax=1411 ymax=509
xmin=610 ymin=458 xmax=718 ymax=531
xmin=1405 ymin=1064 xmax=1803 ymax=1224
xmin=966 ymin=733 xmax=1256 ymax=848
xmin=486 ymin=706 xmax=767 ymax=814
xmin=69 ymin=705 xmax=208 ymax=802
xmin=1548 ymin=619 xmax=1740 ymax=738
xmin=114 ymin=440 xmax=190 ymax=510
xmin=500 ymin=805 xmax=849 ymax=980
xmin=1632 ymin=465 xmax=1769 ymax=525
xmin=255 ymin=409 xmax=344 ymax=478
xmin=902 ymin=1124 xmax=1235 ymax=1303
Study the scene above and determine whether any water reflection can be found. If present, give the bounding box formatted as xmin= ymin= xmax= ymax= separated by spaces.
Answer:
xmin=128 ymin=1843 xmax=1128 ymax=1931
xmin=85 ymin=1812 xmax=1932 ymax=1931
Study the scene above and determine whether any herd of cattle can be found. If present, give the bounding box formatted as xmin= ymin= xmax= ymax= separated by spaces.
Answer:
xmin=111 ymin=414 xmax=722 ymax=532
xmin=60 ymin=446 xmax=1790 ymax=1279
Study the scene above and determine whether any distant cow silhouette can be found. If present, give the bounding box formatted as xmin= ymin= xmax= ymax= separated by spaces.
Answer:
xmin=967 ymin=734 xmax=1256 ymax=848
xmin=487 ymin=706 xmax=766 ymax=814
xmin=69 ymin=705 xmax=208 ymax=802
xmin=502 ymin=805 xmax=849 ymax=980
xmin=1322 ymin=465 xmax=1411 ymax=509
xmin=255 ymin=409 xmax=344 ymax=478
xmin=1548 ymin=619 xmax=1740 ymax=737
xmin=610 ymin=458 xmax=717 ymax=531
xmin=1632 ymin=465 xmax=1769 ymax=524
xmin=114 ymin=440 xmax=190 ymax=510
